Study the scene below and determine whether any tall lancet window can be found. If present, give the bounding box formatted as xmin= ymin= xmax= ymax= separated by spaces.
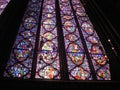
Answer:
xmin=0 ymin=0 xmax=10 ymax=15
xmin=4 ymin=0 xmax=111 ymax=80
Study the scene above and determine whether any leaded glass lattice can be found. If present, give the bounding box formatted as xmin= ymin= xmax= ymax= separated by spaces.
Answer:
xmin=4 ymin=0 xmax=42 ymax=78
xmin=59 ymin=0 xmax=92 ymax=80
xmin=35 ymin=0 xmax=60 ymax=79
xmin=4 ymin=0 xmax=111 ymax=80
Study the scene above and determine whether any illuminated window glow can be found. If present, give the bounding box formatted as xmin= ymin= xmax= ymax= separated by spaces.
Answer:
xmin=4 ymin=0 xmax=111 ymax=80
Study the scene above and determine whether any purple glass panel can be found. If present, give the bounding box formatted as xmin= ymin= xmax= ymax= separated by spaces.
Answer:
xmin=0 ymin=0 xmax=10 ymax=15
xmin=72 ymin=0 xmax=111 ymax=80
xmin=4 ymin=0 xmax=42 ymax=78
xmin=59 ymin=0 xmax=92 ymax=80
xmin=35 ymin=0 xmax=60 ymax=79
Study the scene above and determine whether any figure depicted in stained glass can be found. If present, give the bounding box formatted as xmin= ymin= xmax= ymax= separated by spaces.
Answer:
xmin=35 ymin=0 xmax=60 ymax=79
xmin=4 ymin=0 xmax=42 ymax=78
xmin=4 ymin=0 xmax=111 ymax=80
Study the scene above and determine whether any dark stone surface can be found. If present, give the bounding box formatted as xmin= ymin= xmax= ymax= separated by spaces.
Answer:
xmin=96 ymin=0 xmax=120 ymax=34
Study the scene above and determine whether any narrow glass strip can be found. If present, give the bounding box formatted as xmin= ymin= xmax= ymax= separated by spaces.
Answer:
xmin=35 ymin=0 xmax=60 ymax=79
xmin=72 ymin=0 xmax=111 ymax=80
xmin=4 ymin=0 xmax=42 ymax=78
xmin=59 ymin=0 xmax=92 ymax=80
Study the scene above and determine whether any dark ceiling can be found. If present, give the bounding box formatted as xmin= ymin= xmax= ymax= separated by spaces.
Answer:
xmin=95 ymin=0 xmax=120 ymax=34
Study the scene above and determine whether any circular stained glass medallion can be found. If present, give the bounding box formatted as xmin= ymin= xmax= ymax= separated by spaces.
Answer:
xmin=83 ymin=27 xmax=94 ymax=35
xmin=21 ymin=31 xmax=34 ymax=38
xmin=40 ymin=51 xmax=57 ymax=64
xmin=43 ymin=32 xmax=55 ymax=40
xmin=24 ymin=17 xmax=36 ymax=29
xmin=82 ymin=22 xmax=93 ymax=33
xmin=64 ymin=21 xmax=76 ymax=33
xmin=87 ymin=36 xmax=99 ymax=44
xmin=67 ymin=43 xmax=82 ymax=53
xmin=14 ymin=49 xmax=30 ymax=61
xmin=16 ymin=40 xmax=32 ymax=49
xmin=66 ymin=34 xmax=78 ymax=42
xmin=68 ymin=53 xmax=85 ymax=65
xmin=97 ymin=67 xmax=110 ymax=80
xmin=43 ymin=24 xmax=55 ymax=31
xmin=91 ymin=45 xmax=103 ymax=54
xmin=39 ymin=66 xmax=58 ymax=79
xmin=45 ymin=5 xmax=54 ymax=13
xmin=92 ymin=55 xmax=107 ymax=65
xmin=76 ymin=7 xmax=86 ymax=16
xmin=8 ymin=64 xmax=29 ymax=78
xmin=42 ymin=41 xmax=56 ymax=51
xmin=71 ymin=67 xmax=90 ymax=80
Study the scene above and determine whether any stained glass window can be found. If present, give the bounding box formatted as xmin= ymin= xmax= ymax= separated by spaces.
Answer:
xmin=4 ymin=0 xmax=42 ymax=78
xmin=35 ymin=0 xmax=60 ymax=79
xmin=59 ymin=0 xmax=92 ymax=80
xmin=4 ymin=0 xmax=111 ymax=80
xmin=0 ymin=0 xmax=10 ymax=15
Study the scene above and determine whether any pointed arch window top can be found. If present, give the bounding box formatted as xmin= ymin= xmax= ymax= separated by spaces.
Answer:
xmin=4 ymin=0 xmax=111 ymax=80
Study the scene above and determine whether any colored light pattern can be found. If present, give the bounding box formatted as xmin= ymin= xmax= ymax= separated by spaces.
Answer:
xmin=59 ymin=0 xmax=92 ymax=80
xmin=35 ymin=0 xmax=60 ymax=79
xmin=3 ymin=0 xmax=111 ymax=80
xmin=71 ymin=0 xmax=111 ymax=80
xmin=0 ymin=0 xmax=10 ymax=15
xmin=4 ymin=0 xmax=42 ymax=78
